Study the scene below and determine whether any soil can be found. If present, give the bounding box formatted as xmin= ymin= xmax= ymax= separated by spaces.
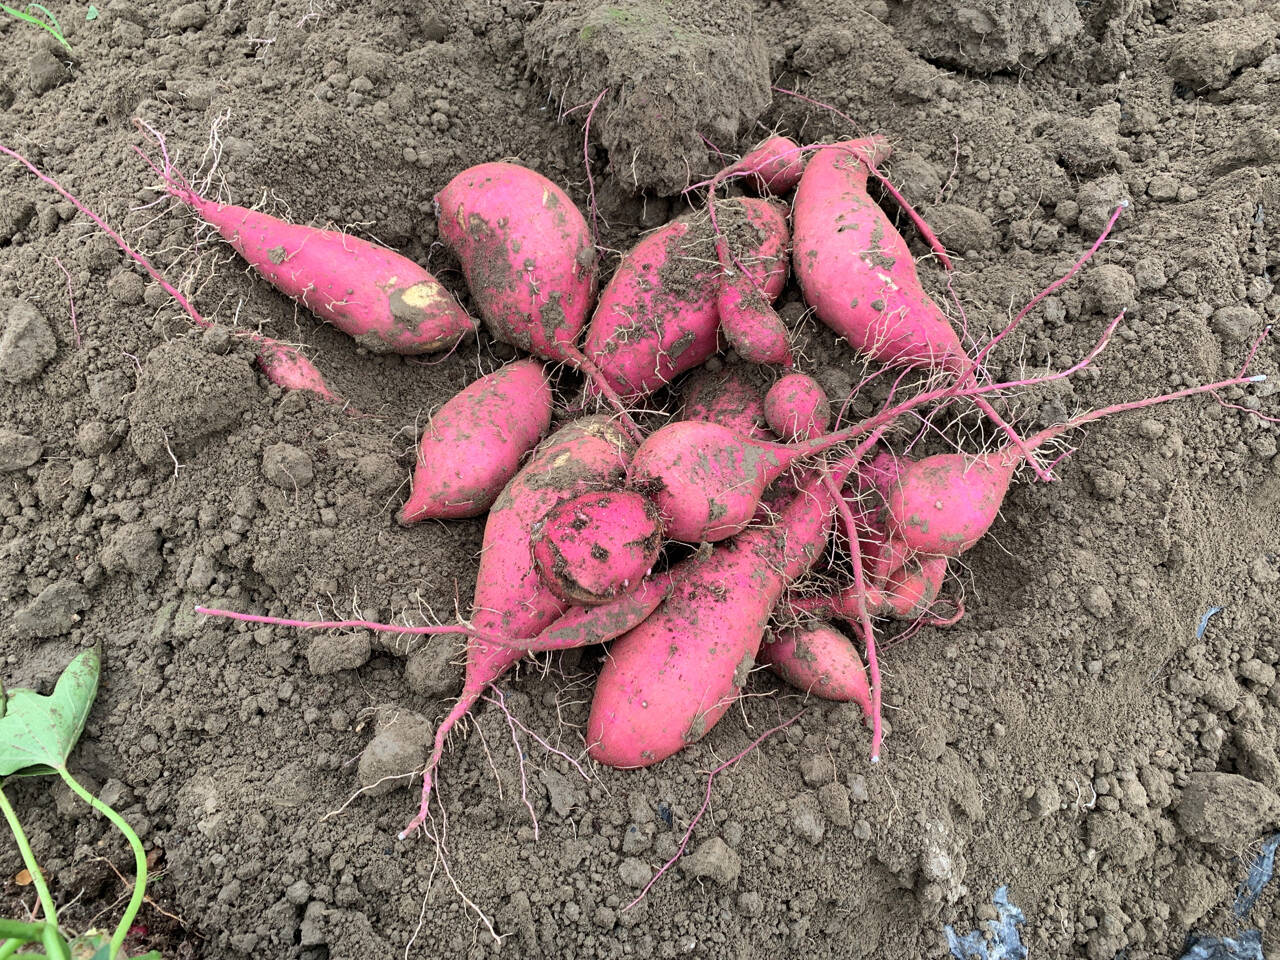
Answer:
xmin=3 ymin=1 xmax=1280 ymax=959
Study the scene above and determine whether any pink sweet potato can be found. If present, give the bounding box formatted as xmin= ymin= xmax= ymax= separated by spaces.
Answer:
xmin=404 ymin=415 xmax=635 ymax=835
xmin=398 ymin=359 xmax=552 ymax=523
xmin=791 ymin=136 xmax=1047 ymax=474
xmin=877 ymin=554 xmax=949 ymax=619
xmin=716 ymin=269 xmax=794 ymax=367
xmin=587 ymin=469 xmax=840 ymax=768
xmin=882 ymin=451 xmax=1017 ymax=558
xmin=532 ymin=490 xmax=663 ymax=605
xmin=435 ymin=161 xmax=596 ymax=360
xmin=147 ymin=163 xmax=476 ymax=355
xmin=711 ymin=135 xmax=805 ymax=196
xmin=583 ymin=198 xmax=789 ymax=401
xmin=759 ymin=621 xmax=871 ymax=709
xmin=508 ymin=574 xmax=673 ymax=654
xmin=792 ymin=137 xmax=966 ymax=371
xmin=628 ymin=416 xmax=880 ymax=543
xmin=764 ymin=373 xmax=831 ymax=441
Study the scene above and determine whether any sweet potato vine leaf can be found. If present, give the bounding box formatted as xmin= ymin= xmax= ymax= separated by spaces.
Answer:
xmin=0 ymin=646 xmax=100 ymax=777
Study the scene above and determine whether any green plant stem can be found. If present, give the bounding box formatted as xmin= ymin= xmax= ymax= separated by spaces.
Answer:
xmin=0 ymin=920 xmax=44 ymax=942
xmin=0 ymin=938 xmax=26 ymax=960
xmin=56 ymin=770 xmax=145 ymax=960
xmin=0 ymin=786 xmax=63 ymax=955
xmin=42 ymin=920 xmax=67 ymax=959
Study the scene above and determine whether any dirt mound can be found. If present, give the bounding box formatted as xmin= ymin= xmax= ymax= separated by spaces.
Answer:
xmin=527 ymin=0 xmax=771 ymax=194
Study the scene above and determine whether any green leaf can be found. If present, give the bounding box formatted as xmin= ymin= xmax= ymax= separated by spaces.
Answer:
xmin=0 ymin=647 xmax=100 ymax=778
xmin=85 ymin=3 xmax=97 ymax=20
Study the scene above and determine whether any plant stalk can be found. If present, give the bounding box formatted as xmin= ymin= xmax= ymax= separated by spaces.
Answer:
xmin=57 ymin=770 xmax=147 ymax=960
xmin=0 ymin=785 xmax=65 ymax=960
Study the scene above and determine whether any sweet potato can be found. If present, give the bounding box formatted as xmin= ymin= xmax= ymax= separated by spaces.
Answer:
xmin=712 ymin=135 xmax=805 ymax=196
xmin=792 ymin=137 xmax=965 ymax=370
xmin=759 ymin=621 xmax=871 ymax=710
xmin=142 ymin=148 xmax=476 ymax=355
xmin=435 ymin=161 xmax=596 ymax=360
xmin=398 ymin=359 xmax=552 ymax=523
xmin=629 ymin=416 xmax=883 ymax=544
xmin=764 ymin=373 xmax=831 ymax=441
xmin=583 ymin=198 xmax=789 ymax=401
xmin=532 ymin=491 xmax=663 ymax=605
xmin=587 ymin=469 xmax=840 ymax=768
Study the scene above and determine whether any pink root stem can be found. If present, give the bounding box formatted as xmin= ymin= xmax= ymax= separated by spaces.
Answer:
xmin=194 ymin=605 xmax=506 ymax=645
xmin=560 ymin=344 xmax=645 ymax=443
xmin=132 ymin=118 xmax=201 ymax=208
xmin=1021 ymin=371 xmax=1270 ymax=454
xmin=401 ymin=691 xmax=479 ymax=839
xmin=921 ymin=600 xmax=965 ymax=628
xmin=0 ymin=142 xmax=211 ymax=330
xmin=821 ymin=472 xmax=883 ymax=760
xmin=970 ymin=202 xmax=1128 ymax=374
xmin=622 ymin=710 xmax=804 ymax=912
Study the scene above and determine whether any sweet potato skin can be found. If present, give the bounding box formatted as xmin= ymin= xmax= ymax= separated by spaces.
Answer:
xmin=399 ymin=359 xmax=552 ymax=523
xmin=764 ymin=373 xmax=831 ymax=441
xmin=679 ymin=365 xmax=775 ymax=441
xmin=532 ymin=491 xmax=663 ymax=605
xmin=587 ymin=472 xmax=835 ymax=768
xmin=584 ymin=198 xmax=789 ymax=400
xmin=759 ymin=621 xmax=871 ymax=710
xmin=792 ymin=138 xmax=965 ymax=371
xmin=191 ymin=197 xmax=476 ymax=355
xmin=435 ymin=161 xmax=597 ymax=359
xmin=884 ymin=453 xmax=1015 ymax=558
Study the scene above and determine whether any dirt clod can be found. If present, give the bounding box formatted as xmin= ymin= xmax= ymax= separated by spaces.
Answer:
xmin=0 ymin=299 xmax=56 ymax=383
xmin=356 ymin=709 xmax=430 ymax=797
xmin=306 ymin=632 xmax=373 ymax=676
xmin=13 ymin=580 xmax=89 ymax=638
xmin=526 ymin=0 xmax=770 ymax=194
xmin=262 ymin=443 xmax=314 ymax=489
xmin=1174 ymin=772 xmax=1280 ymax=850
xmin=127 ymin=342 xmax=254 ymax=469
xmin=682 ymin=836 xmax=741 ymax=887
xmin=0 ymin=429 xmax=41 ymax=471
xmin=1167 ymin=15 xmax=1278 ymax=91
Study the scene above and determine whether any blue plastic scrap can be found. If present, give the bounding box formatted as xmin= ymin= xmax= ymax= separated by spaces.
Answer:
xmin=1179 ymin=930 xmax=1263 ymax=960
xmin=1235 ymin=834 xmax=1280 ymax=918
xmin=945 ymin=886 xmax=1028 ymax=960
xmin=1196 ymin=607 xmax=1223 ymax=640
xmin=1178 ymin=833 xmax=1280 ymax=960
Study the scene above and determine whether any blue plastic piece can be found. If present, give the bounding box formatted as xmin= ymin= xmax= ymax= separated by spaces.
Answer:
xmin=1195 ymin=607 xmax=1222 ymax=639
xmin=1179 ymin=930 xmax=1263 ymax=960
xmin=1178 ymin=833 xmax=1279 ymax=960
xmin=1235 ymin=834 xmax=1280 ymax=917
xmin=946 ymin=887 xmax=1027 ymax=960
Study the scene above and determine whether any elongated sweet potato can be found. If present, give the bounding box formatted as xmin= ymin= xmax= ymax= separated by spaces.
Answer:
xmin=583 ymin=198 xmax=789 ymax=401
xmin=398 ymin=359 xmax=552 ymax=523
xmin=587 ymin=469 xmax=840 ymax=768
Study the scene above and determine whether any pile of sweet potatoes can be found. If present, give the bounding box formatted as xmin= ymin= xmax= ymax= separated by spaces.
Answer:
xmin=117 ymin=129 xmax=1267 ymax=833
